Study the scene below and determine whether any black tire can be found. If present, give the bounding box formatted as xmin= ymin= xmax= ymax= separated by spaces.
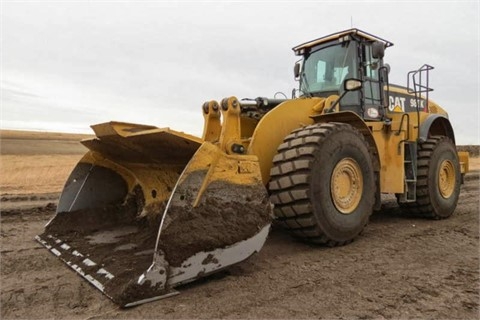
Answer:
xmin=269 ymin=122 xmax=375 ymax=246
xmin=399 ymin=136 xmax=461 ymax=219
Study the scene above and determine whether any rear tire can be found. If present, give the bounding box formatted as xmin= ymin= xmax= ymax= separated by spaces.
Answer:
xmin=399 ymin=136 xmax=461 ymax=219
xmin=269 ymin=123 xmax=375 ymax=246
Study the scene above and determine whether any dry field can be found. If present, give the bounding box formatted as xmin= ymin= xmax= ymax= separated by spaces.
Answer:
xmin=1 ymin=130 xmax=479 ymax=319
xmin=1 ymin=130 xmax=90 ymax=196
xmin=0 ymin=130 xmax=93 ymax=155
xmin=1 ymin=155 xmax=83 ymax=195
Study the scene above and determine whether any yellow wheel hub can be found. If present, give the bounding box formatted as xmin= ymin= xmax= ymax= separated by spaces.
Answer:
xmin=331 ymin=158 xmax=363 ymax=214
xmin=438 ymin=159 xmax=455 ymax=198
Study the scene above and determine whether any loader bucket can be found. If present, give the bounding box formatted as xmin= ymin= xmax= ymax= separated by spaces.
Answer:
xmin=36 ymin=122 xmax=272 ymax=307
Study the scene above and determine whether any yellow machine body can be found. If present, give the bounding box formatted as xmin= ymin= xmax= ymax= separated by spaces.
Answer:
xmin=36 ymin=28 xmax=468 ymax=307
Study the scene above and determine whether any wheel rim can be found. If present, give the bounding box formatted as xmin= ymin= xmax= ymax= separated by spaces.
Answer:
xmin=438 ymin=159 xmax=456 ymax=199
xmin=331 ymin=158 xmax=363 ymax=214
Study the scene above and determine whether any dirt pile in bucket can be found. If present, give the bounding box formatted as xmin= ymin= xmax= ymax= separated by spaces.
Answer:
xmin=158 ymin=178 xmax=273 ymax=267
xmin=40 ymin=172 xmax=272 ymax=303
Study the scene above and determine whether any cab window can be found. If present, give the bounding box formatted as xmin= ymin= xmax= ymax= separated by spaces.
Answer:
xmin=301 ymin=42 xmax=357 ymax=95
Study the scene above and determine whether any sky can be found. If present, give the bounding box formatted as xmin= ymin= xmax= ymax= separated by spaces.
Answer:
xmin=1 ymin=0 xmax=479 ymax=144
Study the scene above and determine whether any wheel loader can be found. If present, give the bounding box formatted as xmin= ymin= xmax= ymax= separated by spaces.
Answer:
xmin=36 ymin=29 xmax=469 ymax=307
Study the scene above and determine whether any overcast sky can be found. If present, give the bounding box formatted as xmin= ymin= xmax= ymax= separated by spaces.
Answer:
xmin=1 ymin=1 xmax=479 ymax=144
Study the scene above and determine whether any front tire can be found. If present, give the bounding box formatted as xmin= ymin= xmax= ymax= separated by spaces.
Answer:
xmin=269 ymin=123 xmax=375 ymax=246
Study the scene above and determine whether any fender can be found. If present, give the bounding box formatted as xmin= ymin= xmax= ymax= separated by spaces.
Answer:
xmin=419 ymin=114 xmax=455 ymax=144
xmin=311 ymin=111 xmax=375 ymax=145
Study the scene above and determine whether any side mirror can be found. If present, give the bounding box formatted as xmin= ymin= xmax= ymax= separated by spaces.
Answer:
xmin=294 ymin=62 xmax=301 ymax=80
xmin=372 ymin=41 xmax=385 ymax=59
xmin=344 ymin=78 xmax=363 ymax=91
xmin=325 ymin=78 xmax=363 ymax=114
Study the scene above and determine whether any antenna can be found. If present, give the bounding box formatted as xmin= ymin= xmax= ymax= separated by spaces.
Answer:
xmin=350 ymin=16 xmax=353 ymax=28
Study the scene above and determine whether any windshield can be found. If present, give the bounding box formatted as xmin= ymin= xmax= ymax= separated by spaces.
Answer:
xmin=300 ymin=42 xmax=357 ymax=95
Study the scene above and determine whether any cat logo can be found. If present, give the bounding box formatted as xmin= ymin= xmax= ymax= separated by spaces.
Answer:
xmin=393 ymin=105 xmax=403 ymax=112
xmin=389 ymin=95 xmax=406 ymax=112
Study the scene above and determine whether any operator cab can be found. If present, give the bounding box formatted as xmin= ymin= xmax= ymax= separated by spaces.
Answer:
xmin=293 ymin=29 xmax=393 ymax=120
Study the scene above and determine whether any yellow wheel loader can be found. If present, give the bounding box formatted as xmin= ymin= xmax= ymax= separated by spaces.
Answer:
xmin=36 ymin=29 xmax=469 ymax=306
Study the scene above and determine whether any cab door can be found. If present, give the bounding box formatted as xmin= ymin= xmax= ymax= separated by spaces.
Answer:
xmin=361 ymin=43 xmax=385 ymax=120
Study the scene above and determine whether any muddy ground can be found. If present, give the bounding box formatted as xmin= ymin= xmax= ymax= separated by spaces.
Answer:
xmin=1 ymin=172 xmax=479 ymax=319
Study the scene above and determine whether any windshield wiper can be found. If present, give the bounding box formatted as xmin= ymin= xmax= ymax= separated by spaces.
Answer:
xmin=301 ymin=73 xmax=313 ymax=98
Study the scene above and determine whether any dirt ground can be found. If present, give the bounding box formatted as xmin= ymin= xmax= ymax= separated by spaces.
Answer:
xmin=1 ymin=131 xmax=479 ymax=319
